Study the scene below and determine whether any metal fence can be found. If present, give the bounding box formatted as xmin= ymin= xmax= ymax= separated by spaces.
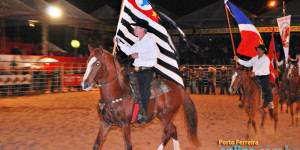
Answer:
xmin=0 ymin=61 xmax=86 ymax=97
xmin=0 ymin=60 xmax=235 ymax=97
xmin=182 ymin=64 xmax=235 ymax=86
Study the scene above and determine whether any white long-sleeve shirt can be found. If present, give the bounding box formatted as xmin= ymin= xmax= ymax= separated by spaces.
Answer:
xmin=118 ymin=33 xmax=160 ymax=67
xmin=237 ymin=54 xmax=270 ymax=76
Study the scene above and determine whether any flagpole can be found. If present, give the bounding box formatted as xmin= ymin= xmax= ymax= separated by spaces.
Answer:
xmin=224 ymin=1 xmax=238 ymax=67
xmin=113 ymin=0 xmax=125 ymax=56
xmin=271 ymin=27 xmax=278 ymax=69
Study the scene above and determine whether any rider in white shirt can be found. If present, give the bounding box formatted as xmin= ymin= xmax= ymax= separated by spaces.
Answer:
xmin=234 ymin=44 xmax=274 ymax=109
xmin=114 ymin=19 xmax=160 ymax=123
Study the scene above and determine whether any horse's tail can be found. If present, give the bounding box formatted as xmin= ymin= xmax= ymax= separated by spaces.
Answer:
xmin=179 ymin=86 xmax=200 ymax=146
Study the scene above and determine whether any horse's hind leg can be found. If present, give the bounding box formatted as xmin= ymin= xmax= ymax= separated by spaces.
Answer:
xmin=274 ymin=103 xmax=279 ymax=131
xmin=290 ymin=102 xmax=295 ymax=125
xmin=158 ymin=122 xmax=180 ymax=150
xmin=121 ymin=124 xmax=132 ymax=150
xmin=93 ymin=121 xmax=111 ymax=150
xmin=296 ymin=102 xmax=300 ymax=126
xmin=251 ymin=118 xmax=257 ymax=135
xmin=259 ymin=109 xmax=266 ymax=133
xmin=246 ymin=118 xmax=252 ymax=139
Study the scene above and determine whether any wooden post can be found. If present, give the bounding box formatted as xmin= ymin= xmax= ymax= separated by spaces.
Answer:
xmin=113 ymin=0 xmax=125 ymax=56
xmin=42 ymin=20 xmax=48 ymax=56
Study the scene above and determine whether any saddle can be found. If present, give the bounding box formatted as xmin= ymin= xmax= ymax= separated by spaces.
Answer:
xmin=126 ymin=68 xmax=171 ymax=124
xmin=251 ymin=77 xmax=276 ymax=108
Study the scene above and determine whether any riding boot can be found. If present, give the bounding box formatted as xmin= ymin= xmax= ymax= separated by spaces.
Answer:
xmin=238 ymin=102 xmax=244 ymax=108
xmin=136 ymin=106 xmax=147 ymax=124
xmin=268 ymin=101 xmax=274 ymax=109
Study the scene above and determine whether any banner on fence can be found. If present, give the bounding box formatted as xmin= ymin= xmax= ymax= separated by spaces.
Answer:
xmin=63 ymin=74 xmax=83 ymax=86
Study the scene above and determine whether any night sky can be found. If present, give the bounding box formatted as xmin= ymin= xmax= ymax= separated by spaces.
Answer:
xmin=66 ymin=0 xmax=292 ymax=18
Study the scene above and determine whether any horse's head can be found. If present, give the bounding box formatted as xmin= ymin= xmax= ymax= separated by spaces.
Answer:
xmin=287 ymin=60 xmax=298 ymax=79
xmin=81 ymin=45 xmax=110 ymax=91
xmin=229 ymin=68 xmax=244 ymax=94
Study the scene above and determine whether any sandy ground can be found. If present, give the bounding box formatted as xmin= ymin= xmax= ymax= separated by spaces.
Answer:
xmin=0 ymin=88 xmax=299 ymax=150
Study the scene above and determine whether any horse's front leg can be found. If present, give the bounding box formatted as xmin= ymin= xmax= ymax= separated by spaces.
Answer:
xmin=121 ymin=124 xmax=132 ymax=150
xmin=259 ymin=109 xmax=266 ymax=133
xmin=290 ymin=101 xmax=295 ymax=126
xmin=93 ymin=121 xmax=111 ymax=150
xmin=246 ymin=118 xmax=251 ymax=139
xmin=296 ymin=101 xmax=300 ymax=126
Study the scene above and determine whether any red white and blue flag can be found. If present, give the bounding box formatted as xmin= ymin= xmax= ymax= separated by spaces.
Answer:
xmin=268 ymin=32 xmax=279 ymax=83
xmin=225 ymin=0 xmax=278 ymax=83
xmin=225 ymin=0 xmax=263 ymax=57
xmin=116 ymin=0 xmax=184 ymax=86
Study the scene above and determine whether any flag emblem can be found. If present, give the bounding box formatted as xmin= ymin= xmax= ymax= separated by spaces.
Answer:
xmin=135 ymin=0 xmax=151 ymax=10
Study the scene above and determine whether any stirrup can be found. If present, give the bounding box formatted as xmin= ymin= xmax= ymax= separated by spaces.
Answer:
xmin=238 ymin=102 xmax=244 ymax=108
xmin=268 ymin=102 xmax=274 ymax=109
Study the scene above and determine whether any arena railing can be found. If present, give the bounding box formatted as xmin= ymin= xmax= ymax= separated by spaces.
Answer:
xmin=181 ymin=64 xmax=235 ymax=87
xmin=0 ymin=61 xmax=87 ymax=97
xmin=0 ymin=60 xmax=235 ymax=97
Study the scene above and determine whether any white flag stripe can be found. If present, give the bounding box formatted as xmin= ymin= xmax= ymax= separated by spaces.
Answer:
xmin=155 ymin=64 xmax=184 ymax=86
xmin=238 ymin=24 xmax=262 ymax=38
xmin=120 ymin=15 xmax=178 ymax=69
xmin=117 ymin=0 xmax=184 ymax=86
xmin=122 ymin=5 xmax=175 ymax=54
xmin=119 ymin=25 xmax=137 ymax=42
xmin=118 ymin=36 xmax=132 ymax=47
xmin=157 ymin=53 xmax=179 ymax=68
xmin=121 ymin=10 xmax=174 ymax=54
xmin=152 ymin=34 xmax=176 ymax=54
xmin=122 ymin=12 xmax=135 ymax=25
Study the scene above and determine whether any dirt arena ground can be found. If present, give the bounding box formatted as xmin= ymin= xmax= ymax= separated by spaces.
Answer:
xmin=0 ymin=89 xmax=299 ymax=150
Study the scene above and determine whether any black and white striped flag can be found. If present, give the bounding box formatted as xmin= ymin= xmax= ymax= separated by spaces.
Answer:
xmin=116 ymin=0 xmax=184 ymax=87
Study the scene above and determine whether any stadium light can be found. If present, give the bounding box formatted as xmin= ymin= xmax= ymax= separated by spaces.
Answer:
xmin=46 ymin=5 xmax=61 ymax=18
xmin=268 ymin=1 xmax=277 ymax=7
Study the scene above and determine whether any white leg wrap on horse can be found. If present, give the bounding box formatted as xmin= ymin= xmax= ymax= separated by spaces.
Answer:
xmin=172 ymin=138 xmax=181 ymax=150
xmin=157 ymin=144 xmax=164 ymax=150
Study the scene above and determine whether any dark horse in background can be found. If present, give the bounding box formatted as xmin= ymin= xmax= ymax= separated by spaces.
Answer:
xmin=286 ymin=60 xmax=300 ymax=126
xmin=229 ymin=68 xmax=279 ymax=139
xmin=81 ymin=45 xmax=199 ymax=150
xmin=279 ymin=66 xmax=289 ymax=113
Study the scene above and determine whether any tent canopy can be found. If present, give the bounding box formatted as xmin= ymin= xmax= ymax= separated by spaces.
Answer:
xmin=0 ymin=0 xmax=39 ymax=18
xmin=51 ymin=0 xmax=100 ymax=24
xmin=90 ymin=5 xmax=118 ymax=25
xmin=257 ymin=0 xmax=300 ymax=26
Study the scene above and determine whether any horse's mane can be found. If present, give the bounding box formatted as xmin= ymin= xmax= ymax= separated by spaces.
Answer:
xmin=104 ymin=50 xmax=131 ymax=93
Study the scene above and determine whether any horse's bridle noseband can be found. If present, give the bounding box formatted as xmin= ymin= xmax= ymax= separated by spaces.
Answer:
xmin=91 ymin=53 xmax=118 ymax=88
xmin=234 ymin=72 xmax=251 ymax=92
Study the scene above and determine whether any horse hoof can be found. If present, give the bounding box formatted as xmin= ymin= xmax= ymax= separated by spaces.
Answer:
xmin=245 ymin=135 xmax=249 ymax=139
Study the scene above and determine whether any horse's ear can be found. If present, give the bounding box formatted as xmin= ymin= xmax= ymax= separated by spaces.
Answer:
xmin=99 ymin=45 xmax=103 ymax=53
xmin=88 ymin=44 xmax=93 ymax=52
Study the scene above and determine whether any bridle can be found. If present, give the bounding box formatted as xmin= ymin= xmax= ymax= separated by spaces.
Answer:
xmin=288 ymin=64 xmax=297 ymax=80
xmin=91 ymin=51 xmax=118 ymax=88
xmin=233 ymin=72 xmax=251 ymax=93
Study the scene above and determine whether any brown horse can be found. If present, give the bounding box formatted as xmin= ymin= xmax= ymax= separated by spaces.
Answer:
xmin=286 ymin=60 xmax=300 ymax=126
xmin=81 ymin=45 xmax=199 ymax=150
xmin=279 ymin=67 xmax=289 ymax=113
xmin=229 ymin=68 xmax=279 ymax=139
